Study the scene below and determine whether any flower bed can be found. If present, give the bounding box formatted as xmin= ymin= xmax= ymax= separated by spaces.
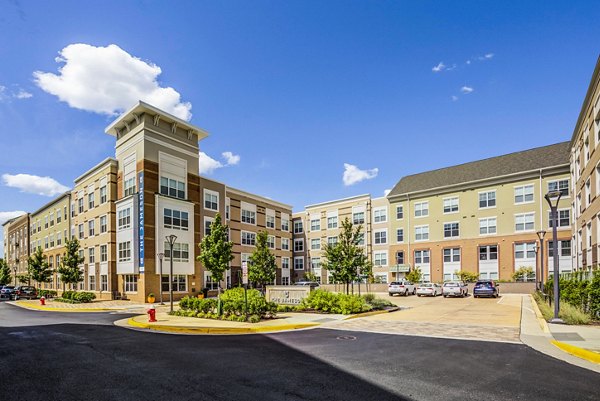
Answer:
xmin=276 ymin=290 xmax=394 ymax=315
xmin=55 ymin=291 xmax=96 ymax=304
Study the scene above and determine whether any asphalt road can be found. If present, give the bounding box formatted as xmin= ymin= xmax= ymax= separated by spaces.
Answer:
xmin=0 ymin=302 xmax=598 ymax=401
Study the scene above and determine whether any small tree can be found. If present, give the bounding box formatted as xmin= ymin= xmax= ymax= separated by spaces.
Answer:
xmin=456 ymin=270 xmax=479 ymax=283
xmin=513 ymin=266 xmax=534 ymax=282
xmin=406 ymin=266 xmax=423 ymax=284
xmin=303 ymin=271 xmax=319 ymax=282
xmin=197 ymin=213 xmax=234 ymax=299
xmin=322 ymin=218 xmax=370 ymax=294
xmin=249 ymin=230 xmax=277 ymax=292
xmin=0 ymin=258 xmax=11 ymax=286
xmin=28 ymin=247 xmax=53 ymax=288
xmin=57 ymin=238 xmax=84 ymax=291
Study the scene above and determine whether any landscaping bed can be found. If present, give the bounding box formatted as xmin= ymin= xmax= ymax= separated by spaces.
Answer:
xmin=276 ymin=290 xmax=394 ymax=315
xmin=54 ymin=291 xmax=96 ymax=304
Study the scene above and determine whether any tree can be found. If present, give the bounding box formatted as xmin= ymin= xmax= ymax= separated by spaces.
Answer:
xmin=57 ymin=238 xmax=85 ymax=291
xmin=456 ymin=270 xmax=478 ymax=283
xmin=27 ymin=247 xmax=53 ymax=288
xmin=249 ymin=230 xmax=276 ymax=292
xmin=406 ymin=267 xmax=423 ymax=284
xmin=197 ymin=213 xmax=234 ymax=299
xmin=0 ymin=258 xmax=12 ymax=286
xmin=513 ymin=266 xmax=534 ymax=282
xmin=322 ymin=217 xmax=370 ymax=294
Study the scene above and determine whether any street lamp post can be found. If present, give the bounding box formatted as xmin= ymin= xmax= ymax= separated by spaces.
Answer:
xmin=545 ymin=190 xmax=563 ymax=324
xmin=165 ymin=235 xmax=177 ymax=313
xmin=157 ymin=253 xmax=164 ymax=305
xmin=536 ymin=230 xmax=546 ymax=293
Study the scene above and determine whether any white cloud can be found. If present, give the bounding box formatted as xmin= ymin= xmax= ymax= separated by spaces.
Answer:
xmin=451 ymin=95 xmax=459 ymax=101
xmin=343 ymin=163 xmax=378 ymax=186
xmin=14 ymin=89 xmax=32 ymax=99
xmin=481 ymin=53 xmax=494 ymax=60
xmin=432 ymin=62 xmax=446 ymax=73
xmin=460 ymin=86 xmax=474 ymax=94
xmin=466 ymin=60 xmax=471 ymax=65
xmin=198 ymin=151 xmax=241 ymax=174
xmin=0 ymin=211 xmax=26 ymax=226
xmin=2 ymin=173 xmax=69 ymax=196
xmin=33 ymin=43 xmax=192 ymax=121
xmin=222 ymin=151 xmax=240 ymax=166
xmin=383 ymin=189 xmax=391 ymax=196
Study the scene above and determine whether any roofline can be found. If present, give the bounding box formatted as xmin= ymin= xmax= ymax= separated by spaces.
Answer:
xmin=225 ymin=187 xmax=292 ymax=211
xmin=31 ymin=192 xmax=71 ymax=217
xmin=570 ymin=55 xmax=600 ymax=148
xmin=2 ymin=213 xmax=29 ymax=227
xmin=74 ymin=157 xmax=118 ymax=184
xmin=104 ymin=100 xmax=209 ymax=140
xmin=305 ymin=194 xmax=371 ymax=210
xmin=387 ymin=163 xmax=569 ymax=201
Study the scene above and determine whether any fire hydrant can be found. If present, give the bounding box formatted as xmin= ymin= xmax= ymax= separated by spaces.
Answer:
xmin=40 ymin=296 xmax=46 ymax=306
xmin=147 ymin=305 xmax=157 ymax=322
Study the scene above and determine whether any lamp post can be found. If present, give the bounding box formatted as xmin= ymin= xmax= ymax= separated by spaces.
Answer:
xmin=545 ymin=190 xmax=563 ymax=323
xmin=165 ymin=235 xmax=177 ymax=313
xmin=14 ymin=242 xmax=20 ymax=285
xmin=536 ymin=230 xmax=546 ymax=293
xmin=157 ymin=253 xmax=164 ymax=305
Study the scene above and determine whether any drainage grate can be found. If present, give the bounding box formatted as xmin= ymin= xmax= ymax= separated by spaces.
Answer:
xmin=553 ymin=333 xmax=585 ymax=341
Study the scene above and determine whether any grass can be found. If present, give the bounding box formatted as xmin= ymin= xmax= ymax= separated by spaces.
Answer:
xmin=533 ymin=292 xmax=591 ymax=325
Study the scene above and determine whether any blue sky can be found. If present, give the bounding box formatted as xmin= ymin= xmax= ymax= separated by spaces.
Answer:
xmin=1 ymin=0 xmax=599 ymax=256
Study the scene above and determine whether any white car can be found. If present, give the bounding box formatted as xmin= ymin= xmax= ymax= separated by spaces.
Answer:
xmin=388 ymin=281 xmax=416 ymax=296
xmin=416 ymin=283 xmax=442 ymax=297
xmin=442 ymin=281 xmax=468 ymax=298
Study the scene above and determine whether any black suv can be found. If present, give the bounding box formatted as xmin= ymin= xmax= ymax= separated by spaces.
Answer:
xmin=13 ymin=286 xmax=37 ymax=300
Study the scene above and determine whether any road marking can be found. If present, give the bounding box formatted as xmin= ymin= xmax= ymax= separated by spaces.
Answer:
xmin=497 ymin=297 xmax=504 ymax=304
xmin=523 ymin=307 xmax=534 ymax=314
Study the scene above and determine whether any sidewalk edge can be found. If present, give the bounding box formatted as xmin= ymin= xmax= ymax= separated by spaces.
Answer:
xmin=126 ymin=317 xmax=320 ymax=334
xmin=529 ymin=294 xmax=550 ymax=333
xmin=10 ymin=301 xmax=117 ymax=312
xmin=551 ymin=340 xmax=600 ymax=364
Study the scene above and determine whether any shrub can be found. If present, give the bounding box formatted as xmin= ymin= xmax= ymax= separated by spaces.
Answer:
xmin=57 ymin=291 xmax=96 ymax=303
xmin=38 ymin=289 xmax=57 ymax=298
xmin=249 ymin=314 xmax=261 ymax=323
xmin=456 ymin=271 xmax=479 ymax=283
xmin=513 ymin=266 xmax=534 ymax=282
xmin=534 ymin=291 xmax=591 ymax=325
xmin=368 ymin=298 xmax=394 ymax=310
xmin=300 ymin=289 xmax=371 ymax=315
xmin=362 ymin=293 xmax=376 ymax=303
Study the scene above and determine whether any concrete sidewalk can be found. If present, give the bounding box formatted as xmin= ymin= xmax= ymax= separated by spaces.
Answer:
xmin=520 ymin=295 xmax=600 ymax=373
xmin=11 ymin=299 xmax=157 ymax=312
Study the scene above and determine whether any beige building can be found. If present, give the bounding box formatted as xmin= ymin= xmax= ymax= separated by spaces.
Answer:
xmin=3 ymin=213 xmax=30 ymax=284
xmin=569 ymin=56 xmax=600 ymax=270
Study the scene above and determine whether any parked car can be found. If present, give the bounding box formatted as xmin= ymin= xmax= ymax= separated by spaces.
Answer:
xmin=416 ymin=283 xmax=442 ymax=297
xmin=442 ymin=281 xmax=468 ymax=298
xmin=294 ymin=281 xmax=320 ymax=290
xmin=0 ymin=285 xmax=15 ymax=299
xmin=388 ymin=281 xmax=416 ymax=296
xmin=13 ymin=286 xmax=37 ymax=300
xmin=473 ymin=280 xmax=499 ymax=298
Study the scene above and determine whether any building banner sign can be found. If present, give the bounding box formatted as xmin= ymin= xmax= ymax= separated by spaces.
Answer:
xmin=138 ymin=171 xmax=145 ymax=273
xmin=242 ymin=261 xmax=248 ymax=285
xmin=266 ymin=286 xmax=310 ymax=305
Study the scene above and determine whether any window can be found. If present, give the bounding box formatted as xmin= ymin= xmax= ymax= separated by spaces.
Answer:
xmin=78 ymin=197 xmax=84 ymax=214
xmin=396 ymin=228 xmax=404 ymax=243
xmin=204 ymin=273 xmax=219 ymax=290
xmin=100 ymin=245 xmax=107 ymax=262
xmin=164 ymin=242 xmax=190 ymax=262
xmin=164 ymin=208 xmax=189 ymax=231
xmin=203 ymin=217 xmax=214 ymax=236
xmin=396 ymin=205 xmax=403 ymax=220
xmin=396 ymin=251 xmax=404 ymax=265
xmin=310 ymin=218 xmax=321 ymax=231
xmin=50 ymin=213 xmax=54 ymax=226
xmin=327 ymin=215 xmax=338 ymax=229
xmin=100 ymin=215 xmax=107 ymax=234
xmin=242 ymin=231 xmax=256 ymax=246
xmin=56 ymin=232 xmax=62 ymax=246
xmin=56 ymin=209 xmax=61 ymax=224
xmin=443 ymin=222 xmax=460 ymax=238
xmin=443 ymin=197 xmax=459 ymax=214
xmin=373 ymin=208 xmax=387 ymax=223
xmin=160 ymin=177 xmax=185 ymax=199
xmin=374 ymin=230 xmax=387 ymax=245
xmin=327 ymin=236 xmax=338 ymax=246
xmin=415 ymin=225 xmax=429 ymax=241
xmin=443 ymin=248 xmax=460 ymax=262
xmin=203 ymin=189 xmax=219 ymax=211
xmin=124 ymin=177 xmax=136 ymax=197
xmin=88 ymin=192 xmax=94 ymax=209
xmin=281 ymin=257 xmax=290 ymax=269
xmin=515 ymin=243 xmax=536 ymax=259
xmin=294 ymin=239 xmax=304 ymax=252
xmin=281 ymin=238 xmax=290 ymax=250
xmin=281 ymin=216 xmax=289 ymax=232
xmin=63 ymin=206 xmax=67 ymax=221
xmin=311 ymin=238 xmax=320 ymax=250
xmin=479 ymin=217 xmax=497 ymax=235
xmin=479 ymin=245 xmax=498 ymax=260
xmin=414 ymin=202 xmax=429 ymax=217
xmin=118 ymin=208 xmax=131 ymax=230
xmin=124 ymin=275 xmax=138 ymax=292
xmin=294 ymin=257 xmax=304 ymax=270
xmin=49 ymin=235 xmax=54 ymax=248
xmin=548 ymin=209 xmax=570 ymax=228
xmin=101 ymin=275 xmax=108 ymax=291
xmin=515 ymin=185 xmax=534 ymax=204
xmin=78 ymin=224 xmax=84 ymax=239
xmin=267 ymin=235 xmax=275 ymax=249
xmin=352 ymin=212 xmax=364 ymax=225
xmin=548 ymin=240 xmax=572 ymax=257
xmin=241 ymin=209 xmax=256 ymax=224
xmin=162 ymin=275 xmax=187 ymax=292
xmin=311 ymin=257 xmax=321 ymax=270
xmin=548 ymin=180 xmax=569 ymax=197
xmin=357 ymin=233 xmax=365 ymax=246
xmin=71 ymin=202 xmax=75 ymax=218
xmin=118 ymin=242 xmax=132 ymax=262
xmin=100 ymin=186 xmax=107 ymax=204
xmin=89 ymin=275 xmax=96 ymax=291
xmin=293 ymin=220 xmax=303 ymax=234
xmin=266 ymin=214 xmax=276 ymax=229
xmin=87 ymin=220 xmax=95 ymax=237
xmin=89 ymin=248 xmax=95 ymax=264
xmin=515 ymin=213 xmax=535 ymax=232
xmin=479 ymin=191 xmax=496 ymax=208
xmin=374 ymin=251 xmax=387 ymax=266
xmin=415 ymin=250 xmax=430 ymax=264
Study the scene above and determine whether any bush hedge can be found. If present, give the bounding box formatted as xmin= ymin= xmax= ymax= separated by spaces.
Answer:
xmin=56 ymin=291 xmax=96 ymax=303
xmin=544 ymin=271 xmax=600 ymax=320
xmin=38 ymin=289 xmax=57 ymax=298
xmin=299 ymin=289 xmax=373 ymax=315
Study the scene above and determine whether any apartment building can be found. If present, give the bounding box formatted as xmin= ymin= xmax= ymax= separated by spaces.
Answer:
xmin=72 ymin=158 xmax=119 ymax=299
xmin=3 ymin=213 xmax=30 ymax=283
xmin=387 ymin=142 xmax=572 ymax=283
xmin=371 ymin=197 xmax=390 ymax=282
xmin=570 ymin=56 xmax=600 ymax=270
xmin=30 ymin=192 xmax=71 ymax=289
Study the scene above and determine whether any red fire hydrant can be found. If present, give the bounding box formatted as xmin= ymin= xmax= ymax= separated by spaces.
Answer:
xmin=147 ymin=305 xmax=157 ymax=322
xmin=40 ymin=296 xmax=46 ymax=306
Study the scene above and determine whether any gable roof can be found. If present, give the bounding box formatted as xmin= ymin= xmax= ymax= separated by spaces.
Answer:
xmin=387 ymin=142 xmax=570 ymax=198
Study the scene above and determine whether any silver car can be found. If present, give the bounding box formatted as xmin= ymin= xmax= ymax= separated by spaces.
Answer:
xmin=388 ymin=281 xmax=416 ymax=296
xmin=416 ymin=283 xmax=442 ymax=297
xmin=442 ymin=281 xmax=468 ymax=298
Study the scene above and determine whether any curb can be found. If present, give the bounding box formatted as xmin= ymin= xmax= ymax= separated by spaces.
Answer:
xmin=125 ymin=317 xmax=320 ymax=335
xmin=551 ymin=340 xmax=600 ymax=364
xmin=11 ymin=301 xmax=120 ymax=313
xmin=529 ymin=295 xmax=550 ymax=333
xmin=343 ymin=306 xmax=400 ymax=320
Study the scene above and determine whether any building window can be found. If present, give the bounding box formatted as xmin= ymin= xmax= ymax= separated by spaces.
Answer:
xmin=479 ymin=245 xmax=498 ymax=261
xmin=311 ymin=257 xmax=321 ymax=270
xmin=118 ymin=208 xmax=131 ymax=230
xmin=281 ymin=257 xmax=290 ymax=269
xmin=241 ymin=231 xmax=256 ymax=246
xmin=415 ymin=250 xmax=430 ymax=264
xmin=100 ymin=215 xmax=107 ymax=234
xmin=515 ymin=185 xmax=534 ymax=204
xmin=63 ymin=206 xmax=67 ymax=221
xmin=294 ymin=239 xmax=304 ymax=252
xmin=88 ymin=192 xmax=94 ymax=209
xmin=327 ymin=236 xmax=338 ymax=246
xmin=396 ymin=251 xmax=404 ymax=265
xmin=548 ymin=180 xmax=569 ymax=197
xmin=78 ymin=198 xmax=84 ymax=214
xmin=443 ymin=248 xmax=460 ymax=262
xmin=310 ymin=218 xmax=321 ymax=231
xmin=100 ymin=186 xmax=107 ymax=204
xmin=281 ymin=238 xmax=290 ymax=250
xmin=443 ymin=222 xmax=459 ymax=238
xmin=515 ymin=213 xmax=535 ymax=232
xmin=293 ymin=221 xmax=303 ymax=234
xmin=204 ymin=217 xmax=214 ymax=236
xmin=373 ymin=208 xmax=387 ymax=223
xmin=311 ymin=238 xmax=320 ymax=250
xmin=161 ymin=275 xmax=187 ymax=292
xmin=415 ymin=225 xmax=429 ymax=241
xmin=443 ymin=197 xmax=459 ymax=214
xmin=71 ymin=202 xmax=75 ymax=218
xmin=164 ymin=242 xmax=190 ymax=262
xmin=267 ymin=235 xmax=275 ymax=249
xmin=357 ymin=233 xmax=365 ymax=246
xmin=56 ymin=232 xmax=62 ymax=246
xmin=56 ymin=210 xmax=61 ymax=224
xmin=88 ymin=220 xmax=95 ymax=237
xmin=479 ymin=217 xmax=497 ymax=235
xmin=89 ymin=248 xmax=95 ymax=264
xmin=160 ymin=177 xmax=185 ymax=199
xmin=414 ymin=202 xmax=429 ymax=217
xmin=49 ymin=235 xmax=54 ymax=248
xmin=548 ymin=240 xmax=572 ymax=257
xmin=267 ymin=214 xmax=276 ymax=229
xmin=89 ymin=275 xmax=96 ymax=291
xmin=124 ymin=275 xmax=138 ymax=292
xmin=396 ymin=228 xmax=404 ymax=243
xmin=241 ymin=209 xmax=256 ymax=225
xmin=118 ymin=242 xmax=132 ymax=262
xmin=124 ymin=177 xmax=136 ymax=197
xmin=101 ymin=275 xmax=108 ymax=291
xmin=352 ymin=212 xmax=364 ymax=225
xmin=100 ymin=245 xmax=107 ymax=262
xmin=374 ymin=251 xmax=387 ymax=266
xmin=515 ymin=243 xmax=536 ymax=259
xmin=281 ymin=217 xmax=289 ymax=232
xmin=164 ymin=208 xmax=189 ymax=231
xmin=294 ymin=257 xmax=304 ymax=270
xmin=203 ymin=189 xmax=219 ymax=211
xmin=374 ymin=230 xmax=387 ymax=245
xmin=327 ymin=215 xmax=338 ymax=229
xmin=548 ymin=209 xmax=570 ymax=228
xmin=396 ymin=205 xmax=403 ymax=220
xmin=78 ymin=224 xmax=84 ymax=240
xmin=479 ymin=191 xmax=496 ymax=208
